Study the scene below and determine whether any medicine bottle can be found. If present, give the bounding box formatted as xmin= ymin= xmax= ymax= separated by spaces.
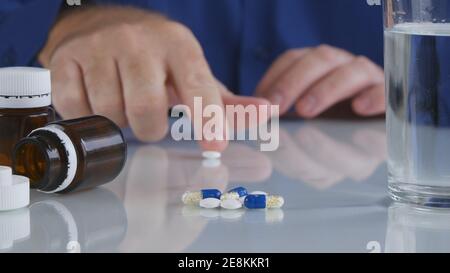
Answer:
xmin=0 ymin=67 xmax=55 ymax=166
xmin=12 ymin=115 xmax=127 ymax=194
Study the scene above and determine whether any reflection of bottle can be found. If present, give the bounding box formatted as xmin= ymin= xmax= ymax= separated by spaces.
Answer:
xmin=8 ymin=188 xmax=127 ymax=253
xmin=12 ymin=116 xmax=127 ymax=193
xmin=385 ymin=203 xmax=450 ymax=253
xmin=0 ymin=208 xmax=30 ymax=251
xmin=0 ymin=67 xmax=55 ymax=166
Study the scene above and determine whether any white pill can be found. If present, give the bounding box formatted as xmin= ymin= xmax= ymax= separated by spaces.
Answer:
xmin=202 ymin=151 xmax=221 ymax=159
xmin=199 ymin=198 xmax=221 ymax=209
xmin=221 ymin=199 xmax=242 ymax=210
xmin=250 ymin=191 xmax=268 ymax=196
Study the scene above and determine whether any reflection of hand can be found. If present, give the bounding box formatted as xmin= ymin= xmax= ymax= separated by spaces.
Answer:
xmin=119 ymin=143 xmax=272 ymax=252
xmin=269 ymin=122 xmax=386 ymax=190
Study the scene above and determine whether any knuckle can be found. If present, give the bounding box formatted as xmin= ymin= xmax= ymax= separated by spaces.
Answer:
xmin=84 ymin=31 xmax=106 ymax=46
xmin=52 ymin=64 xmax=76 ymax=83
xmin=283 ymin=49 xmax=305 ymax=59
xmin=97 ymin=23 xmax=145 ymax=53
xmin=53 ymin=93 xmax=82 ymax=115
xmin=115 ymin=23 xmax=141 ymax=42
xmin=165 ymin=21 xmax=194 ymax=40
xmin=126 ymin=94 xmax=165 ymax=118
xmin=315 ymin=45 xmax=336 ymax=59
xmin=354 ymin=56 xmax=371 ymax=67
xmin=314 ymin=44 xmax=350 ymax=63
xmin=183 ymin=71 xmax=216 ymax=92
xmin=353 ymin=56 xmax=381 ymax=80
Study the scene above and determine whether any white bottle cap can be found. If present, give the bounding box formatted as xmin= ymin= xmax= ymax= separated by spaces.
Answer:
xmin=0 ymin=67 xmax=51 ymax=108
xmin=0 ymin=166 xmax=30 ymax=211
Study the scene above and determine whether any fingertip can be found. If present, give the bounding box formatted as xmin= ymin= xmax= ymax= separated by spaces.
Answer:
xmin=295 ymin=99 xmax=320 ymax=119
xmin=352 ymin=97 xmax=384 ymax=116
xmin=223 ymin=94 xmax=271 ymax=107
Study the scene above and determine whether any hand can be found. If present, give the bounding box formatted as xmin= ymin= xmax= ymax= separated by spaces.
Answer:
xmin=256 ymin=45 xmax=385 ymax=118
xmin=39 ymin=6 xmax=269 ymax=151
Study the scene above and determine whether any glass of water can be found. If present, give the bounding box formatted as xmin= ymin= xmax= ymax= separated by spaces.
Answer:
xmin=384 ymin=0 xmax=450 ymax=207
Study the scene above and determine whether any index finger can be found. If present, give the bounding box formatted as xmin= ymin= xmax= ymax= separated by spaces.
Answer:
xmin=168 ymin=42 xmax=228 ymax=152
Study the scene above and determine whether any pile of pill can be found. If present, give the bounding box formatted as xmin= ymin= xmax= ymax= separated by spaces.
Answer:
xmin=181 ymin=187 xmax=284 ymax=210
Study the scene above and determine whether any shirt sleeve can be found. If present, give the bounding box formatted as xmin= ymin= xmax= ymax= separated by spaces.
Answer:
xmin=0 ymin=0 xmax=64 ymax=67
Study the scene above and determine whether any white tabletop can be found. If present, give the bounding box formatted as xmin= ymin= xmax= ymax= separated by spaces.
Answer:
xmin=3 ymin=119 xmax=450 ymax=253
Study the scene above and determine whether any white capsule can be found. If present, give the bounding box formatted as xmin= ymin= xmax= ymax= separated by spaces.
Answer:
xmin=250 ymin=191 xmax=268 ymax=196
xmin=221 ymin=199 xmax=242 ymax=210
xmin=267 ymin=195 xmax=285 ymax=209
xmin=220 ymin=192 xmax=240 ymax=201
xmin=182 ymin=191 xmax=202 ymax=205
xmin=202 ymin=151 xmax=221 ymax=159
xmin=200 ymin=198 xmax=221 ymax=209
xmin=182 ymin=189 xmax=222 ymax=206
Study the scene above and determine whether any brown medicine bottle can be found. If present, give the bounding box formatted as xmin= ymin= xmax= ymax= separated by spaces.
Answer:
xmin=12 ymin=115 xmax=127 ymax=194
xmin=0 ymin=67 xmax=55 ymax=166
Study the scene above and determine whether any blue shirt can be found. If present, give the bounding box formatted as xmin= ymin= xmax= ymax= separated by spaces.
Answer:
xmin=0 ymin=0 xmax=384 ymax=96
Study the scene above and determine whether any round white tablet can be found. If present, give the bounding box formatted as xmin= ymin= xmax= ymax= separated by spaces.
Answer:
xmin=202 ymin=151 xmax=222 ymax=159
xmin=221 ymin=199 xmax=242 ymax=210
xmin=199 ymin=198 xmax=221 ymax=209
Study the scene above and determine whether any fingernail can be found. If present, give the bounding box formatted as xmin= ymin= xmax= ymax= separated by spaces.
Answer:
xmin=355 ymin=97 xmax=372 ymax=113
xmin=298 ymin=95 xmax=317 ymax=115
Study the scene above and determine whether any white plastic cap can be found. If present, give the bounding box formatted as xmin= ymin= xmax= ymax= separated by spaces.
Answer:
xmin=0 ymin=166 xmax=30 ymax=211
xmin=0 ymin=67 xmax=51 ymax=108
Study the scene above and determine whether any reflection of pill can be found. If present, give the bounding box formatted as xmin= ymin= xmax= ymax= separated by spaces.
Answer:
xmin=202 ymin=151 xmax=221 ymax=159
xmin=202 ymin=159 xmax=221 ymax=168
xmin=200 ymin=198 xmax=221 ymax=209
xmin=220 ymin=209 xmax=245 ymax=220
xmin=221 ymin=199 xmax=242 ymax=210
xmin=200 ymin=208 xmax=220 ymax=218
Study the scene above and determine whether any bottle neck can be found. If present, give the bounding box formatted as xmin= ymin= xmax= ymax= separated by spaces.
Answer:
xmin=12 ymin=131 xmax=70 ymax=192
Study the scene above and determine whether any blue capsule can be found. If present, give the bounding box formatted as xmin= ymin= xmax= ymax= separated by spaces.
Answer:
xmin=244 ymin=194 xmax=267 ymax=209
xmin=201 ymin=189 xmax=222 ymax=199
xmin=228 ymin=187 xmax=248 ymax=198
